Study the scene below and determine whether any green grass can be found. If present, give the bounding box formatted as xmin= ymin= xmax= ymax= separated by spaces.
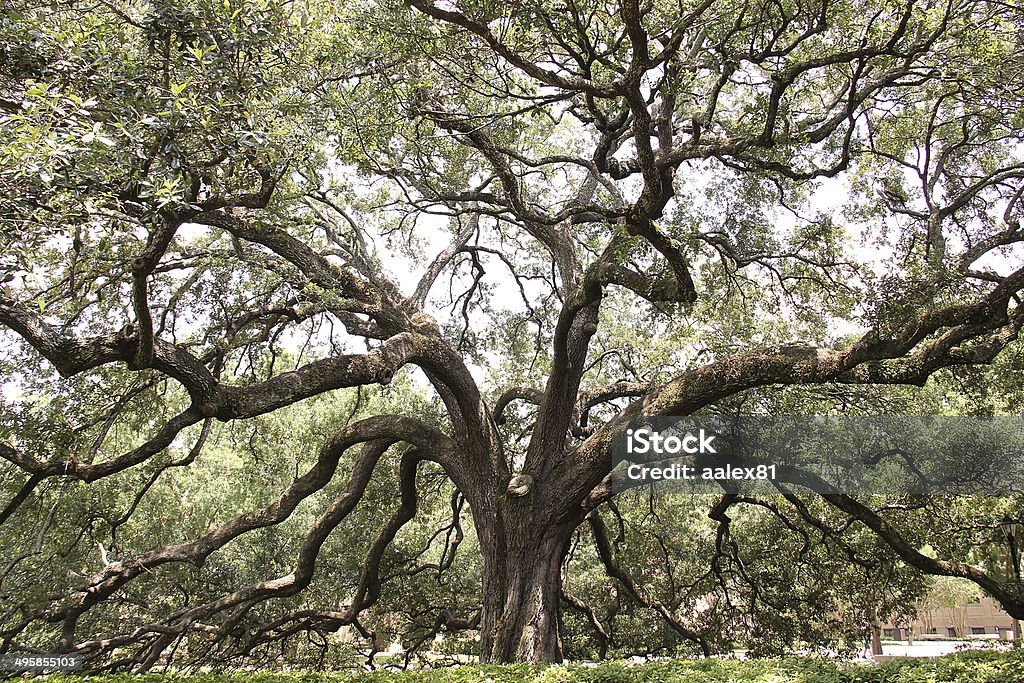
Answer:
xmin=21 ymin=650 xmax=1024 ymax=683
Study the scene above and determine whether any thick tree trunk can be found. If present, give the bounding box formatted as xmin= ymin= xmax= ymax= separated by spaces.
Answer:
xmin=476 ymin=521 xmax=571 ymax=663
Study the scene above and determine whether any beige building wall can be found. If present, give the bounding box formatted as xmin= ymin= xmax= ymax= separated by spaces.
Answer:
xmin=880 ymin=597 xmax=1018 ymax=640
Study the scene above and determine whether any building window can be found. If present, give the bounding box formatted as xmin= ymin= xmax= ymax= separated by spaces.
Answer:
xmin=947 ymin=627 xmax=957 ymax=637
xmin=928 ymin=628 xmax=937 ymax=634
xmin=971 ymin=626 xmax=986 ymax=635
xmin=883 ymin=628 xmax=895 ymax=638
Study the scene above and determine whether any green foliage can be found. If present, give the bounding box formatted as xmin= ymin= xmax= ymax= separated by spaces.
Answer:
xmin=22 ymin=650 xmax=1024 ymax=682
xmin=5 ymin=0 xmax=1024 ymax=669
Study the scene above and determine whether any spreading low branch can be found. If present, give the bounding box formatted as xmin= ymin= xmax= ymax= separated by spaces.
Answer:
xmin=33 ymin=415 xmax=453 ymax=653
xmin=588 ymin=511 xmax=710 ymax=656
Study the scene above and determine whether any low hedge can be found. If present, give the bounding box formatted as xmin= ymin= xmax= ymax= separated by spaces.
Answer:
xmin=23 ymin=650 xmax=1024 ymax=683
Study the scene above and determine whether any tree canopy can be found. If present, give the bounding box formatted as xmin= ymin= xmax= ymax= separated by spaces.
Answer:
xmin=2 ymin=0 xmax=1024 ymax=669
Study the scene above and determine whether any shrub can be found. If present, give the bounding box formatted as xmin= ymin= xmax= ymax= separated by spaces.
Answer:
xmin=20 ymin=650 xmax=1024 ymax=683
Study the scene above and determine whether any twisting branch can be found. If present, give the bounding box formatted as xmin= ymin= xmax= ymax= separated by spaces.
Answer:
xmin=2 ymin=408 xmax=205 ymax=483
xmin=491 ymin=387 xmax=545 ymax=425
xmin=561 ymin=590 xmax=610 ymax=659
xmin=0 ymin=299 xmax=218 ymax=404
xmin=171 ymin=445 xmax=436 ymax=666
xmin=775 ymin=468 xmax=1024 ymax=619
xmin=41 ymin=415 xmax=453 ymax=653
xmin=129 ymin=221 xmax=180 ymax=369
xmin=409 ymin=214 xmax=480 ymax=309
xmin=578 ymin=305 xmax=1024 ymax=516
xmin=588 ymin=510 xmax=711 ymax=656
xmin=108 ymin=418 xmax=214 ymax=544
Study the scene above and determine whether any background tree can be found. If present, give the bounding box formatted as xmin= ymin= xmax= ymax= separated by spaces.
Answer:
xmin=3 ymin=0 xmax=1024 ymax=668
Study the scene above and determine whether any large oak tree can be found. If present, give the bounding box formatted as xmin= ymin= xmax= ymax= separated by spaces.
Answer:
xmin=3 ymin=0 xmax=1024 ymax=667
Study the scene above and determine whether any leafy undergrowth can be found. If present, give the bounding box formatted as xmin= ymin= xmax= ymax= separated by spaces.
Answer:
xmin=24 ymin=650 xmax=1024 ymax=683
